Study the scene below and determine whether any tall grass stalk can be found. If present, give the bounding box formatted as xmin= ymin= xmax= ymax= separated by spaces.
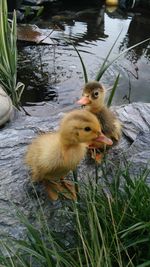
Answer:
xmin=0 ymin=1 xmax=24 ymax=109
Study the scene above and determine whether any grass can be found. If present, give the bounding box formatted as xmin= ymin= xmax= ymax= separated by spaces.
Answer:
xmin=0 ymin=0 xmax=24 ymax=109
xmin=71 ymin=32 xmax=150 ymax=106
xmin=0 ymin=3 xmax=150 ymax=267
xmin=0 ymin=161 xmax=150 ymax=267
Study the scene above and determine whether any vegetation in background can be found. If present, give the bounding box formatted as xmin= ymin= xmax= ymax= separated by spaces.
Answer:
xmin=0 ymin=0 xmax=24 ymax=109
xmin=0 ymin=2 xmax=150 ymax=267
xmin=0 ymin=161 xmax=150 ymax=267
xmin=71 ymin=33 xmax=150 ymax=106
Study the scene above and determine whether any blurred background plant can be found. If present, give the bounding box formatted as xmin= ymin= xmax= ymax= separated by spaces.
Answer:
xmin=0 ymin=0 xmax=24 ymax=109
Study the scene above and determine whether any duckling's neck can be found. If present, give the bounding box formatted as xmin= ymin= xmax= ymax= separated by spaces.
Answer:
xmin=59 ymin=133 xmax=81 ymax=147
xmin=86 ymin=104 xmax=104 ymax=114
xmin=60 ymin=139 xmax=87 ymax=169
xmin=59 ymin=135 xmax=86 ymax=162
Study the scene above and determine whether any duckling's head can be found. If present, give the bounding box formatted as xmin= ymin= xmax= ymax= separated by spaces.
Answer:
xmin=59 ymin=109 xmax=112 ymax=146
xmin=77 ymin=81 xmax=106 ymax=112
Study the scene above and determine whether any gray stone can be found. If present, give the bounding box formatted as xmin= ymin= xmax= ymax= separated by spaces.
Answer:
xmin=0 ymin=102 xmax=150 ymax=245
xmin=0 ymin=86 xmax=13 ymax=126
xmin=115 ymin=102 xmax=150 ymax=141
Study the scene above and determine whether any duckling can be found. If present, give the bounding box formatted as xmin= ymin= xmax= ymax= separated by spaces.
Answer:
xmin=25 ymin=109 xmax=112 ymax=201
xmin=77 ymin=81 xmax=122 ymax=150
xmin=106 ymin=0 xmax=118 ymax=6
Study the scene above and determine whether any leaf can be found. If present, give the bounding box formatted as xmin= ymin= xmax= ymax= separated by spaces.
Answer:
xmin=120 ymin=222 xmax=149 ymax=238
xmin=95 ymin=37 xmax=150 ymax=81
xmin=64 ymin=37 xmax=88 ymax=83
xmin=137 ymin=261 xmax=150 ymax=267
xmin=107 ymin=74 xmax=120 ymax=107
xmin=0 ymin=1 xmax=24 ymax=109
xmin=37 ymin=6 xmax=44 ymax=17
xmin=71 ymin=43 xmax=88 ymax=83
xmin=95 ymin=29 xmax=123 ymax=81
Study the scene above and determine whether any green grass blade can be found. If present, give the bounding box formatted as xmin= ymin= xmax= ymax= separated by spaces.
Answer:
xmin=0 ymin=2 xmax=12 ymax=73
xmin=95 ymin=29 xmax=123 ymax=81
xmin=0 ymin=63 xmax=12 ymax=80
xmin=96 ymin=37 xmax=150 ymax=81
xmin=71 ymin=43 xmax=88 ymax=83
xmin=137 ymin=261 xmax=150 ymax=267
xmin=64 ymin=37 xmax=88 ymax=83
xmin=0 ymin=1 xmax=24 ymax=109
xmin=107 ymin=74 xmax=120 ymax=107
xmin=10 ymin=11 xmax=17 ymax=77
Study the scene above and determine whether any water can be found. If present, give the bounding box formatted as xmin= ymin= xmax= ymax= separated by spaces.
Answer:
xmin=18 ymin=4 xmax=150 ymax=110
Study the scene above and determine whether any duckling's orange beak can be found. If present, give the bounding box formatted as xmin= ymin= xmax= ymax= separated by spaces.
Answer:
xmin=77 ymin=96 xmax=90 ymax=105
xmin=94 ymin=133 xmax=113 ymax=146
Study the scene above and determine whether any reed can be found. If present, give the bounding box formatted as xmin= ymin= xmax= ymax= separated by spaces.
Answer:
xmin=0 ymin=0 xmax=24 ymax=109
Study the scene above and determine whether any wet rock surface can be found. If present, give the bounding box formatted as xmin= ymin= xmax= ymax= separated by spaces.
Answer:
xmin=0 ymin=102 xmax=150 ymax=242
xmin=17 ymin=24 xmax=55 ymax=44
xmin=0 ymin=86 xmax=13 ymax=127
xmin=110 ymin=103 xmax=150 ymax=178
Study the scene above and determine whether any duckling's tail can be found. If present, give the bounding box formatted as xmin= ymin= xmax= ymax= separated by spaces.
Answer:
xmin=113 ymin=120 xmax=122 ymax=141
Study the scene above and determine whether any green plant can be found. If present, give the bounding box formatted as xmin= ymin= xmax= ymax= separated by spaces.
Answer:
xmin=70 ymin=162 xmax=150 ymax=267
xmin=23 ymin=5 xmax=44 ymax=22
xmin=0 ymin=0 xmax=24 ymax=109
xmin=1 ymin=162 xmax=150 ymax=267
xmin=71 ymin=33 xmax=150 ymax=106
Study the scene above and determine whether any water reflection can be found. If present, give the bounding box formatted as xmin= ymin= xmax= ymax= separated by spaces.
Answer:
xmin=55 ymin=7 xmax=108 ymax=43
xmin=18 ymin=5 xmax=150 ymax=107
xmin=119 ymin=13 xmax=150 ymax=62
xmin=18 ymin=44 xmax=58 ymax=104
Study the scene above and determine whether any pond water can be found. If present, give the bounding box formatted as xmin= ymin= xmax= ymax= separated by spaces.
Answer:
xmin=18 ymin=3 xmax=150 ymax=111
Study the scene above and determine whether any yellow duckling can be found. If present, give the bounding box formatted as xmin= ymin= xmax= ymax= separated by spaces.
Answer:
xmin=77 ymin=81 xmax=122 ymax=148
xmin=25 ymin=109 xmax=112 ymax=201
xmin=106 ymin=0 xmax=118 ymax=6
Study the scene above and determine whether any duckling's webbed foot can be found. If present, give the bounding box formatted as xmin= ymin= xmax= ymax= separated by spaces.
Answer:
xmin=90 ymin=148 xmax=104 ymax=163
xmin=61 ymin=180 xmax=77 ymax=200
xmin=44 ymin=180 xmax=62 ymax=201
xmin=44 ymin=180 xmax=77 ymax=201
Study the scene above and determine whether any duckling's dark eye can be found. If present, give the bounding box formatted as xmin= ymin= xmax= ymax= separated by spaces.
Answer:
xmin=84 ymin=127 xmax=91 ymax=132
xmin=92 ymin=91 xmax=99 ymax=99
xmin=94 ymin=91 xmax=99 ymax=97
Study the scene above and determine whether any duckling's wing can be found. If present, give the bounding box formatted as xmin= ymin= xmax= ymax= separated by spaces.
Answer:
xmin=97 ymin=107 xmax=121 ymax=138
xmin=26 ymin=133 xmax=64 ymax=181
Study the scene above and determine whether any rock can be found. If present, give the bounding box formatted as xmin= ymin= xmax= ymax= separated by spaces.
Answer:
xmin=0 ymin=85 xmax=13 ymax=126
xmin=22 ymin=0 xmax=56 ymax=6
xmin=108 ymin=103 xmax=150 ymax=176
xmin=115 ymin=102 xmax=150 ymax=141
xmin=119 ymin=0 xmax=150 ymax=9
xmin=0 ymin=102 xmax=150 ymax=245
xmin=17 ymin=24 xmax=55 ymax=44
xmin=126 ymin=131 xmax=150 ymax=165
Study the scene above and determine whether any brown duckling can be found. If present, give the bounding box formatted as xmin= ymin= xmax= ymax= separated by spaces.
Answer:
xmin=77 ymin=81 xmax=122 ymax=145
xmin=25 ymin=109 xmax=112 ymax=201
